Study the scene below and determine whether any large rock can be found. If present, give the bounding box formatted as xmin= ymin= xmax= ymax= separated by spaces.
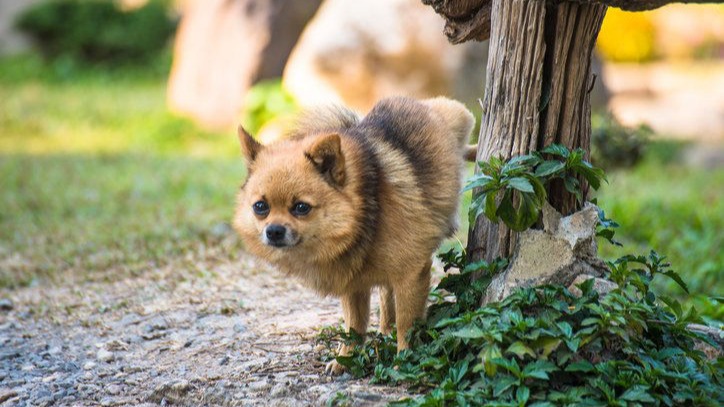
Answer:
xmin=482 ymin=202 xmax=609 ymax=305
xmin=0 ymin=0 xmax=42 ymax=55
xmin=167 ymin=0 xmax=321 ymax=130
xmin=283 ymin=0 xmax=488 ymax=112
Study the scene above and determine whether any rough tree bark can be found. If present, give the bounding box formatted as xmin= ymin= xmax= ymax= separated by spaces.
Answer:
xmin=423 ymin=0 xmax=723 ymax=43
xmin=460 ymin=0 xmax=607 ymax=262
xmin=424 ymin=0 xmax=722 ymax=264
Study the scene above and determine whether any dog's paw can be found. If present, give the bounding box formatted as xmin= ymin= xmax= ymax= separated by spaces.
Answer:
xmin=325 ymin=360 xmax=346 ymax=376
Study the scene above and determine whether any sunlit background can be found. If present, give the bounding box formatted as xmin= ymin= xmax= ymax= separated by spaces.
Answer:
xmin=0 ymin=0 xmax=721 ymax=321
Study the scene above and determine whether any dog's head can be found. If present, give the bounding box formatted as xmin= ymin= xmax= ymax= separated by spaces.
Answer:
xmin=233 ymin=126 xmax=358 ymax=265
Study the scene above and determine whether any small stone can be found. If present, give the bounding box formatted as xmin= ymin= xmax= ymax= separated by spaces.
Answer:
xmin=233 ymin=323 xmax=246 ymax=333
xmin=53 ymin=389 xmax=67 ymax=400
xmin=142 ymin=317 xmax=169 ymax=333
xmin=42 ymin=372 xmax=62 ymax=383
xmin=104 ymin=340 xmax=128 ymax=351
xmin=0 ymin=299 xmax=13 ymax=311
xmin=248 ymin=379 xmax=271 ymax=392
xmin=36 ymin=396 xmax=54 ymax=407
xmin=97 ymin=349 xmax=114 ymax=363
xmin=353 ymin=391 xmax=382 ymax=402
xmin=48 ymin=346 xmax=62 ymax=356
xmin=269 ymin=383 xmax=290 ymax=398
xmin=0 ymin=389 xmax=18 ymax=403
xmin=148 ymin=380 xmax=191 ymax=404
xmin=219 ymin=355 xmax=230 ymax=366
xmin=107 ymin=384 xmax=122 ymax=395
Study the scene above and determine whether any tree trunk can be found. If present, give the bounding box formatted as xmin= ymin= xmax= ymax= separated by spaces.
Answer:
xmin=466 ymin=0 xmax=607 ymax=263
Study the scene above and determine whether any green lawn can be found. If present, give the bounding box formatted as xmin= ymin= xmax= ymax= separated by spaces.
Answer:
xmin=594 ymin=143 xmax=724 ymax=321
xmin=0 ymin=55 xmax=245 ymax=287
xmin=0 ymin=55 xmax=720 ymax=321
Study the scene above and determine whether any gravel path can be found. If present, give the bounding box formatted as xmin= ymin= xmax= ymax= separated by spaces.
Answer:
xmin=0 ymin=252 xmax=413 ymax=406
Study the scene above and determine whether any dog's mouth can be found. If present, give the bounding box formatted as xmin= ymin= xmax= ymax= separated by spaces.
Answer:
xmin=267 ymin=241 xmax=297 ymax=248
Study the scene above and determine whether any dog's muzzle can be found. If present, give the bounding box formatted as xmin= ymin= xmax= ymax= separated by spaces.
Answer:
xmin=262 ymin=224 xmax=299 ymax=248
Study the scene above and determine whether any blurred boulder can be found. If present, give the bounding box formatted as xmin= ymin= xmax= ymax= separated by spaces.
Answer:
xmin=167 ymin=0 xmax=321 ymax=130
xmin=283 ymin=0 xmax=488 ymax=112
xmin=0 ymin=0 xmax=42 ymax=55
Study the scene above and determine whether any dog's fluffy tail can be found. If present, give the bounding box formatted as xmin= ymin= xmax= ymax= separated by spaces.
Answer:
xmin=423 ymin=97 xmax=475 ymax=150
xmin=287 ymin=105 xmax=360 ymax=139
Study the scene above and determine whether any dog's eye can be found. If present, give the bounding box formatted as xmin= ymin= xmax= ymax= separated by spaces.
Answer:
xmin=252 ymin=200 xmax=270 ymax=216
xmin=290 ymin=202 xmax=312 ymax=217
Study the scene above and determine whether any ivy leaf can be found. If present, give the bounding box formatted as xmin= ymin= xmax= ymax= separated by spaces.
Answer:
xmin=480 ymin=344 xmax=503 ymax=377
xmin=620 ymin=385 xmax=656 ymax=403
xmin=565 ymin=360 xmax=594 ymax=373
xmin=531 ymin=337 xmax=562 ymax=359
xmin=484 ymin=192 xmax=498 ymax=222
xmin=522 ymin=360 xmax=557 ymax=380
xmin=506 ymin=341 xmax=536 ymax=359
xmin=508 ymin=177 xmax=534 ymax=193
xmin=660 ymin=269 xmax=689 ymax=294
xmin=516 ymin=386 xmax=530 ymax=404
xmin=452 ymin=326 xmax=486 ymax=339
xmin=535 ymin=160 xmax=565 ymax=178
xmin=493 ymin=376 xmax=519 ymax=398
xmin=462 ymin=174 xmax=494 ymax=192
xmin=541 ymin=144 xmax=570 ymax=158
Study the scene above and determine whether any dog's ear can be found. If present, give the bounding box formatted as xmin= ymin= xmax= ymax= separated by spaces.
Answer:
xmin=238 ymin=125 xmax=262 ymax=162
xmin=306 ymin=134 xmax=345 ymax=186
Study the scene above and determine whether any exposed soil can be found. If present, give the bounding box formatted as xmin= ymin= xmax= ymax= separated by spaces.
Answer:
xmin=0 ymin=246 xmax=415 ymax=406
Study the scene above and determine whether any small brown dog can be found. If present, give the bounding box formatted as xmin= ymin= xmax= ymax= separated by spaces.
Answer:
xmin=233 ymin=96 xmax=474 ymax=374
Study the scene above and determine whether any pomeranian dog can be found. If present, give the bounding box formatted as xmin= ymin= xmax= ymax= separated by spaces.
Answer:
xmin=233 ymin=96 xmax=474 ymax=374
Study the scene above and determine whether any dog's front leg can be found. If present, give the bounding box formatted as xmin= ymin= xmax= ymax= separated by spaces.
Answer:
xmin=325 ymin=289 xmax=371 ymax=375
xmin=379 ymin=284 xmax=396 ymax=335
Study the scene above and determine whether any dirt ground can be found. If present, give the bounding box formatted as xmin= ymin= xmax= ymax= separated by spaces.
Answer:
xmin=0 ymin=243 xmax=416 ymax=406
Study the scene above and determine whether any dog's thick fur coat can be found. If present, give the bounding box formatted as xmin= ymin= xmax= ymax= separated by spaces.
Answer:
xmin=234 ymin=97 xmax=474 ymax=373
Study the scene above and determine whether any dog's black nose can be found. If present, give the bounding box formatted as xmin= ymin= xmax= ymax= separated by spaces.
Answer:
xmin=265 ymin=224 xmax=286 ymax=243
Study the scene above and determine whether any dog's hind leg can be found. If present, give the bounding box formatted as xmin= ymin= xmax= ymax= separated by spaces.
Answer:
xmin=379 ymin=284 xmax=396 ymax=335
xmin=326 ymin=289 xmax=371 ymax=375
xmin=393 ymin=258 xmax=432 ymax=351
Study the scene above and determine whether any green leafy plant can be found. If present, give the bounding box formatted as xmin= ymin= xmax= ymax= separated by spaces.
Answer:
xmin=326 ymin=251 xmax=722 ymax=406
xmin=591 ymin=114 xmax=651 ymax=169
xmin=319 ymin=149 xmax=722 ymax=406
xmin=465 ymin=144 xmax=606 ymax=231
xmin=16 ymin=0 xmax=177 ymax=65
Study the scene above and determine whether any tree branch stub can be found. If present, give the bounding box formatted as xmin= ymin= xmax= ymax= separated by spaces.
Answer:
xmin=422 ymin=0 xmax=723 ymax=44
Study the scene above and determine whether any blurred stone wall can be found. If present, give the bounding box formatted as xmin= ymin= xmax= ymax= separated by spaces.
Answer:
xmin=0 ymin=0 xmax=42 ymax=55
xmin=283 ymin=0 xmax=488 ymax=113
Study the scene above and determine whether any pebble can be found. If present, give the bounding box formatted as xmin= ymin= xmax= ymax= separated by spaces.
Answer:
xmin=142 ymin=318 xmax=169 ymax=333
xmin=107 ymin=384 xmax=122 ymax=395
xmin=36 ymin=396 xmax=54 ymax=407
xmin=0 ymin=299 xmax=13 ymax=311
xmin=97 ymin=349 xmax=114 ymax=363
xmin=0 ymin=389 xmax=18 ymax=403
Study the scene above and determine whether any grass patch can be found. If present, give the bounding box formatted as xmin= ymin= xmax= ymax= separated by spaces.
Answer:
xmin=0 ymin=54 xmax=245 ymax=287
xmin=594 ymin=142 xmax=723 ymax=321
xmin=0 ymin=153 xmax=244 ymax=288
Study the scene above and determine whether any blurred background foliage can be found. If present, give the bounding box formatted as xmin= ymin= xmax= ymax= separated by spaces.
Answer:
xmin=0 ymin=0 xmax=721 ymax=323
xmin=16 ymin=0 xmax=177 ymax=65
